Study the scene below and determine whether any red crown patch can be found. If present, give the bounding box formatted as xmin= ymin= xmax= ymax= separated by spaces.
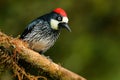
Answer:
xmin=53 ymin=8 xmax=67 ymax=17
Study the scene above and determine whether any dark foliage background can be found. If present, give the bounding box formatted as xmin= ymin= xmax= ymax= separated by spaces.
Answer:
xmin=0 ymin=0 xmax=120 ymax=80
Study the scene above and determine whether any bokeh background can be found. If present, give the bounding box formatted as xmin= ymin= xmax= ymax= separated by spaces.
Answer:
xmin=0 ymin=0 xmax=120 ymax=80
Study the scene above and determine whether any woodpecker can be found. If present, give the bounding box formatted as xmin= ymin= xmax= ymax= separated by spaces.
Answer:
xmin=20 ymin=8 xmax=71 ymax=54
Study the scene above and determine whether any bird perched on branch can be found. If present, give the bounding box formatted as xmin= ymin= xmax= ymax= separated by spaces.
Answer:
xmin=20 ymin=8 xmax=71 ymax=54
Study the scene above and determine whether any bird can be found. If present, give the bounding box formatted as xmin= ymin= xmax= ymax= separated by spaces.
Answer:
xmin=20 ymin=8 xmax=71 ymax=54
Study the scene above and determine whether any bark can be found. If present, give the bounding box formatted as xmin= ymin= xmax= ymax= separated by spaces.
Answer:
xmin=0 ymin=32 xmax=86 ymax=80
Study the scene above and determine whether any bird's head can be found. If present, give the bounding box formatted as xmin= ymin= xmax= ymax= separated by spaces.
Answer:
xmin=48 ymin=8 xmax=71 ymax=32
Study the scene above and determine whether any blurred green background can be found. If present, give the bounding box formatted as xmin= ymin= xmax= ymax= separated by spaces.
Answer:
xmin=0 ymin=0 xmax=120 ymax=80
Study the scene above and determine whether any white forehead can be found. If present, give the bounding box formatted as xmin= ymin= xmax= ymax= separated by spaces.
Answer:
xmin=62 ymin=17 xmax=68 ymax=23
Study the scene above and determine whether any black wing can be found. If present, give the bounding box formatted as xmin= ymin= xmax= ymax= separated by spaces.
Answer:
xmin=20 ymin=19 xmax=40 ymax=39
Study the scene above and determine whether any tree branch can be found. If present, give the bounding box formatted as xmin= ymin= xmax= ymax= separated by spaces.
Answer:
xmin=0 ymin=31 xmax=86 ymax=80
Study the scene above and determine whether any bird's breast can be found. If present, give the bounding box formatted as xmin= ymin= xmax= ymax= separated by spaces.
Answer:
xmin=30 ymin=41 xmax=49 ymax=53
xmin=23 ymin=27 xmax=60 ymax=53
xmin=28 ymin=36 xmax=57 ymax=53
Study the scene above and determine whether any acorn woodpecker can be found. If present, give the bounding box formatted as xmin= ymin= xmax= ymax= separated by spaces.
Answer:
xmin=20 ymin=8 xmax=71 ymax=53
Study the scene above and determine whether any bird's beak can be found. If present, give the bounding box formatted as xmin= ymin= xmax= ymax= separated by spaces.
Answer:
xmin=58 ymin=22 xmax=71 ymax=32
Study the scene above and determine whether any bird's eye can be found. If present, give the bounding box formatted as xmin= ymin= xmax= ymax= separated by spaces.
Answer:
xmin=57 ymin=16 xmax=62 ymax=21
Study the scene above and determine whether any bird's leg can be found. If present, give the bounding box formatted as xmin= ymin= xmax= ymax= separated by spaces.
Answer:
xmin=39 ymin=50 xmax=43 ymax=54
xmin=39 ymin=51 xmax=53 ymax=62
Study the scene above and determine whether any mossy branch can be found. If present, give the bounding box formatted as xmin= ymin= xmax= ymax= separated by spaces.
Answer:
xmin=0 ymin=31 xmax=86 ymax=80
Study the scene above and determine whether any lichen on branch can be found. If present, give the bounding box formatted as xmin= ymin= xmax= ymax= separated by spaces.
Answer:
xmin=0 ymin=32 xmax=86 ymax=80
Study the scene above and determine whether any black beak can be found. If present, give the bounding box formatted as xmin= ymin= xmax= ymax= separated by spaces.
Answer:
xmin=58 ymin=22 xmax=71 ymax=32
